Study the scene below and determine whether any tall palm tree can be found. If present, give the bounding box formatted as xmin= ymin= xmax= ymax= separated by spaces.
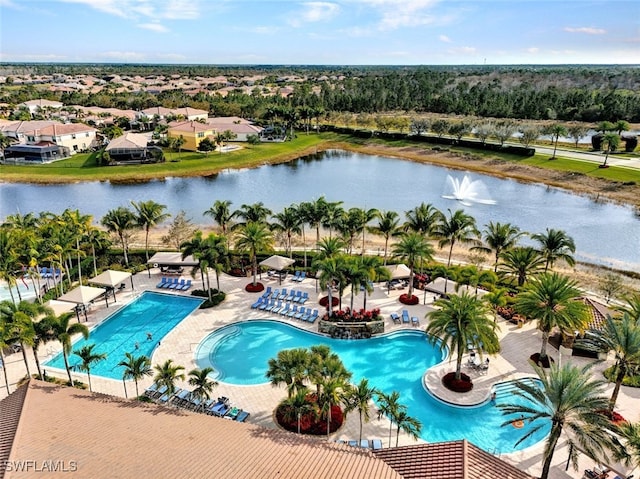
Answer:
xmin=359 ymin=255 xmax=390 ymax=310
xmin=0 ymin=228 xmax=20 ymax=304
xmin=472 ymin=221 xmax=524 ymax=272
xmin=0 ymin=319 xmax=12 ymax=393
xmin=600 ymin=133 xmax=621 ymax=168
xmin=118 ymin=352 xmax=152 ymax=398
xmin=347 ymin=378 xmax=378 ymax=443
xmin=614 ymin=421 xmax=640 ymax=469
xmin=49 ymin=312 xmax=89 ymax=384
xmin=280 ymin=387 xmax=316 ymax=434
xmin=576 ymin=314 xmax=640 ymax=412
xmin=32 ymin=315 xmax=56 ymax=380
xmin=101 ymin=206 xmax=136 ymax=266
xmin=393 ymin=409 xmax=422 ymax=447
xmin=73 ymin=344 xmax=106 ymax=392
xmin=306 ymin=196 xmax=329 ymax=246
xmin=297 ymin=201 xmax=313 ymax=267
xmin=234 ymin=202 xmax=272 ymax=227
xmin=498 ymin=363 xmax=616 ymax=479
xmin=131 ymin=200 xmax=170 ymax=262
xmin=84 ymin=227 xmax=111 ymax=278
xmin=403 ymin=202 xmax=442 ymax=237
xmin=434 ymin=209 xmax=480 ymax=267
xmin=203 ymin=200 xmax=235 ymax=236
xmin=322 ymin=201 xmax=345 ymax=239
xmin=483 ymin=288 xmax=508 ymax=322
xmin=547 ymin=123 xmax=568 ymax=159
xmin=153 ymin=359 xmax=185 ymax=396
xmin=618 ymin=292 xmax=640 ymax=321
xmin=188 ymin=367 xmax=218 ymax=412
xmin=369 ymin=210 xmax=400 ymax=265
xmin=426 ymin=292 xmax=500 ymax=381
xmin=376 ymin=390 xmax=405 ymax=448
xmin=316 ymin=237 xmax=346 ymax=260
xmin=235 ymin=222 xmax=274 ymax=287
xmin=515 ymin=272 xmax=588 ymax=364
xmin=266 ymin=348 xmax=310 ymax=399
xmin=498 ymin=246 xmax=545 ymax=287
xmin=531 ymin=228 xmax=576 ymax=272
xmin=392 ymin=232 xmax=435 ymax=299
xmin=271 ymin=206 xmax=302 ymax=258
xmin=313 ymin=256 xmax=348 ymax=314
xmin=319 ymin=376 xmax=348 ymax=439
xmin=343 ymin=256 xmax=371 ymax=311
xmin=0 ymin=300 xmax=47 ymax=378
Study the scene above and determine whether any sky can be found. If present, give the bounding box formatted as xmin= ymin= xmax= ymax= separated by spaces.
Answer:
xmin=0 ymin=0 xmax=638 ymax=65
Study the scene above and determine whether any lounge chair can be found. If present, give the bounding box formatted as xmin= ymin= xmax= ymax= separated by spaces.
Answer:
xmin=144 ymin=382 xmax=160 ymax=398
xmin=286 ymin=289 xmax=296 ymax=302
xmin=156 ymin=277 xmax=168 ymax=288
xmin=411 ymin=316 xmax=420 ymax=327
xmin=390 ymin=312 xmax=400 ymax=324
xmin=401 ymin=310 xmax=410 ymax=324
xmin=297 ymin=271 xmax=306 ymax=282
xmin=294 ymin=307 xmax=306 ymax=320
xmin=166 ymin=278 xmax=179 ymax=289
xmin=278 ymin=289 xmax=287 ymax=300
xmin=235 ymin=411 xmax=250 ymax=422
xmin=158 ymin=387 xmax=180 ymax=404
xmin=251 ymin=297 xmax=264 ymax=309
xmin=271 ymin=289 xmax=280 ymax=299
xmin=360 ymin=439 xmax=370 ymax=448
xmin=287 ymin=305 xmax=298 ymax=318
xmin=299 ymin=292 xmax=309 ymax=304
xmin=214 ymin=403 xmax=231 ymax=417
xmin=292 ymin=291 xmax=302 ymax=303
xmin=262 ymin=286 xmax=272 ymax=298
xmin=266 ymin=300 xmax=282 ymax=313
xmin=207 ymin=398 xmax=228 ymax=415
xmin=171 ymin=389 xmax=191 ymax=407
xmin=292 ymin=271 xmax=301 ymax=282
xmin=181 ymin=279 xmax=192 ymax=291
xmin=371 ymin=439 xmax=383 ymax=450
xmin=348 ymin=440 xmax=358 ymax=447
xmin=308 ymin=309 xmax=319 ymax=324
xmin=278 ymin=303 xmax=290 ymax=316
xmin=225 ymin=406 xmax=241 ymax=420
xmin=174 ymin=278 xmax=186 ymax=290
xmin=300 ymin=308 xmax=312 ymax=321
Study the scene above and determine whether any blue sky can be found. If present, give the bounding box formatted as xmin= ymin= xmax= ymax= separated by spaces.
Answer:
xmin=1 ymin=0 xmax=638 ymax=65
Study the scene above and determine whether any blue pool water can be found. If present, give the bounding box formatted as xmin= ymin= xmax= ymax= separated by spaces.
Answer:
xmin=45 ymin=291 xmax=203 ymax=379
xmin=195 ymin=320 xmax=550 ymax=453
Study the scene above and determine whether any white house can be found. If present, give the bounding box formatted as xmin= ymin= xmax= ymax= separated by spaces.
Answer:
xmin=19 ymin=99 xmax=64 ymax=117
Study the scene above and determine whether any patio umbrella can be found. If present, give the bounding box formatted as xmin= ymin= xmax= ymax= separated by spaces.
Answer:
xmin=385 ymin=263 xmax=411 ymax=279
xmin=58 ymin=285 xmax=109 ymax=321
xmin=89 ymin=269 xmax=134 ymax=301
xmin=259 ymin=255 xmax=295 ymax=284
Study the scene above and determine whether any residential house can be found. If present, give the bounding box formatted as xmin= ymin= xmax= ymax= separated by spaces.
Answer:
xmin=206 ymin=116 xmax=263 ymax=142
xmin=172 ymin=107 xmax=208 ymax=121
xmin=167 ymin=120 xmax=215 ymax=152
xmin=105 ymin=132 xmax=163 ymax=163
xmin=18 ymin=98 xmax=64 ymax=117
xmin=37 ymin=123 xmax=98 ymax=154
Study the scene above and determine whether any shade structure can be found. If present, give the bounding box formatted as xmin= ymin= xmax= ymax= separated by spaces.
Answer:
xmin=41 ymin=300 xmax=75 ymax=318
xmin=58 ymin=285 xmax=107 ymax=306
xmin=147 ymin=252 xmax=198 ymax=267
xmin=385 ymin=263 xmax=411 ymax=279
xmin=89 ymin=270 xmax=132 ymax=287
xmin=423 ymin=277 xmax=488 ymax=297
xmin=259 ymin=255 xmax=295 ymax=271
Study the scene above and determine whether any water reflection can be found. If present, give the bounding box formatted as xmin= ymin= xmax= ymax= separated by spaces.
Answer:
xmin=0 ymin=149 xmax=638 ymax=271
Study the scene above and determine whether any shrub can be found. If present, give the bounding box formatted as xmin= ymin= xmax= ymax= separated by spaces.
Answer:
xmin=191 ymin=289 xmax=226 ymax=308
xmin=321 ymin=308 xmax=382 ymax=323
xmin=275 ymin=400 xmax=343 ymax=435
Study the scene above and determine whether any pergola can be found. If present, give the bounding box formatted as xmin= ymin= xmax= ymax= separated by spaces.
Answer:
xmin=89 ymin=270 xmax=134 ymax=302
xmin=58 ymin=285 xmax=109 ymax=322
xmin=147 ymin=252 xmax=198 ymax=277
xmin=260 ymin=255 xmax=295 ymax=284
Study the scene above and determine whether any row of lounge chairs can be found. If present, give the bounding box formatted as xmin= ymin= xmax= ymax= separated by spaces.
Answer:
xmin=156 ymin=277 xmax=192 ymax=291
xmin=39 ymin=267 xmax=62 ymax=279
xmin=261 ymin=286 xmax=309 ymax=304
xmin=337 ymin=439 xmax=383 ymax=450
xmin=252 ymin=298 xmax=319 ymax=322
xmin=390 ymin=310 xmax=420 ymax=326
xmin=144 ymin=385 xmax=249 ymax=422
xmin=291 ymin=271 xmax=306 ymax=282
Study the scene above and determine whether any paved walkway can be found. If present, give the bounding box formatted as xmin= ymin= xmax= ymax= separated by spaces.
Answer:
xmin=531 ymin=144 xmax=640 ymax=169
xmin=1 ymin=270 xmax=638 ymax=479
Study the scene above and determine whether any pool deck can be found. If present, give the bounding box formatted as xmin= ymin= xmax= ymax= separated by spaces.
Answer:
xmin=2 ymin=269 xmax=639 ymax=479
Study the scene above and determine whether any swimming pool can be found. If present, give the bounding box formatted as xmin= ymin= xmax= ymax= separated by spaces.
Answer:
xmin=195 ymin=320 xmax=550 ymax=453
xmin=45 ymin=291 xmax=203 ymax=380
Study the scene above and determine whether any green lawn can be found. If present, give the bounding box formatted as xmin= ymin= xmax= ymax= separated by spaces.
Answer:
xmin=521 ymin=155 xmax=640 ymax=183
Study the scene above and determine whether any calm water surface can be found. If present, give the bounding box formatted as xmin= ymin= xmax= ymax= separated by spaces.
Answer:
xmin=1 ymin=149 xmax=638 ymax=271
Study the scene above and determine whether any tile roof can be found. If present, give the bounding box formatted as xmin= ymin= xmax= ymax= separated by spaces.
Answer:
xmin=36 ymin=123 xmax=97 ymax=136
xmin=373 ymin=441 xmax=535 ymax=479
xmin=141 ymin=106 xmax=173 ymax=116
xmin=6 ymin=381 xmax=401 ymax=479
xmin=578 ymin=297 xmax=615 ymax=331
xmin=172 ymin=107 xmax=208 ymax=117
xmin=20 ymin=99 xmax=63 ymax=108
xmin=0 ymin=383 xmax=28 ymax=479
xmin=168 ymin=120 xmax=213 ymax=133
xmin=106 ymin=132 xmax=149 ymax=150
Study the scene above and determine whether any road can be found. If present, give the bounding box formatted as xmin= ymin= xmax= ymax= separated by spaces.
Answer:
xmin=532 ymin=145 xmax=640 ymax=170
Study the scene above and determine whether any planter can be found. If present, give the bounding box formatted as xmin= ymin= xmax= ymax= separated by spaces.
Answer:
xmin=530 ymin=353 xmax=554 ymax=368
xmin=442 ymin=372 xmax=473 ymax=393
xmin=245 ymin=282 xmax=265 ymax=293
xmin=319 ymin=296 xmax=339 ymax=307
xmin=399 ymin=294 xmax=419 ymax=305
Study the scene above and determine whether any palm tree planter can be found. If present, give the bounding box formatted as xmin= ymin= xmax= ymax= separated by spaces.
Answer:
xmin=399 ymin=293 xmax=419 ymax=305
xmin=275 ymin=392 xmax=344 ymax=435
xmin=319 ymin=296 xmax=339 ymax=308
xmin=442 ymin=371 xmax=473 ymax=392
xmin=245 ymin=282 xmax=265 ymax=293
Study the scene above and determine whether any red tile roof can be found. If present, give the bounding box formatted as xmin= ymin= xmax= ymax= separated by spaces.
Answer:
xmin=373 ymin=441 xmax=535 ymax=479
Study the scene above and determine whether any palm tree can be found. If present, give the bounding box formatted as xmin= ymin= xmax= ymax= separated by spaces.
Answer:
xmin=531 ymin=228 xmax=576 ymax=272
xmin=49 ymin=312 xmax=89 ymax=384
xmin=266 ymin=348 xmax=310 ymax=399
xmin=306 ymin=196 xmax=329 ymax=246
xmin=600 ymin=133 xmax=621 ymax=168
xmin=153 ymin=359 xmax=185 ymax=396
xmin=426 ymin=292 xmax=500 ymax=382
xmin=131 ymin=200 xmax=170 ymax=262
xmin=0 ymin=319 xmax=12 ymax=393
xmin=359 ymin=255 xmax=389 ymax=309
xmin=322 ymin=201 xmax=345 ymax=239
xmin=472 ymin=221 xmax=524 ymax=272
xmin=235 ymin=222 xmax=274 ymax=287
xmin=434 ymin=209 xmax=480 ymax=267
xmin=297 ymin=201 xmax=313 ymax=268
xmin=618 ymin=292 xmax=640 ymax=321
xmin=181 ymin=232 xmax=227 ymax=300
xmin=0 ymin=229 xmax=19 ymax=304
xmin=614 ymin=421 xmax=640 ymax=469
xmin=203 ymin=200 xmax=235 ymax=236
xmin=576 ymin=314 xmax=640 ymax=412
xmin=280 ymin=387 xmax=315 ymax=434
xmin=118 ymin=352 xmax=152 ymax=398
xmin=84 ymin=227 xmax=111 ymax=278
xmin=347 ymin=378 xmax=378 ymax=443
xmin=271 ymin=206 xmax=302 ymax=258
xmin=483 ymin=288 xmax=508 ymax=322
xmin=313 ymin=256 xmax=348 ymax=314
xmin=319 ymin=377 xmax=347 ymax=439
xmin=188 ymin=367 xmax=218 ymax=412
xmin=515 ymin=272 xmax=588 ymax=364
xmin=498 ymin=363 xmax=616 ymax=479
xmin=73 ymin=344 xmax=106 ymax=392
xmin=369 ymin=210 xmax=400 ymax=265
xmin=101 ymin=207 xmax=136 ymax=265
xmin=403 ymin=202 xmax=442 ymax=236
xmin=547 ymin=123 xmax=568 ymax=159
xmin=343 ymin=256 xmax=372 ymax=311
xmin=0 ymin=300 xmax=48 ymax=378
xmin=234 ymin=202 xmax=272 ymax=227
xmin=32 ymin=315 xmax=56 ymax=380
xmin=392 ymin=232 xmax=435 ymax=299
xmin=376 ymin=390 xmax=404 ymax=448
xmin=393 ymin=409 xmax=422 ymax=447
xmin=316 ymin=237 xmax=346 ymax=260
xmin=498 ymin=246 xmax=545 ymax=287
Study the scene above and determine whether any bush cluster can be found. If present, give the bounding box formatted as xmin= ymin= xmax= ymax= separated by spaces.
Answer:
xmin=191 ymin=289 xmax=226 ymax=308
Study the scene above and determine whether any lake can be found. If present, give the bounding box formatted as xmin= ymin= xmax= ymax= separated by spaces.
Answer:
xmin=1 ymin=149 xmax=638 ymax=271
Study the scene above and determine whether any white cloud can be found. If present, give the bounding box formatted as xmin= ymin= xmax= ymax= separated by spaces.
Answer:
xmin=0 ymin=52 xmax=68 ymax=61
xmin=59 ymin=0 xmax=201 ymax=21
xmin=439 ymin=35 xmax=452 ymax=43
xmin=60 ymin=0 xmax=128 ymax=18
xmin=361 ymin=0 xmax=442 ymax=30
xmin=527 ymin=47 xmax=539 ymax=53
xmin=289 ymin=2 xmax=340 ymax=27
xmin=138 ymin=23 xmax=169 ymax=33
xmin=98 ymin=51 xmax=147 ymax=61
xmin=564 ymin=26 xmax=606 ymax=35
